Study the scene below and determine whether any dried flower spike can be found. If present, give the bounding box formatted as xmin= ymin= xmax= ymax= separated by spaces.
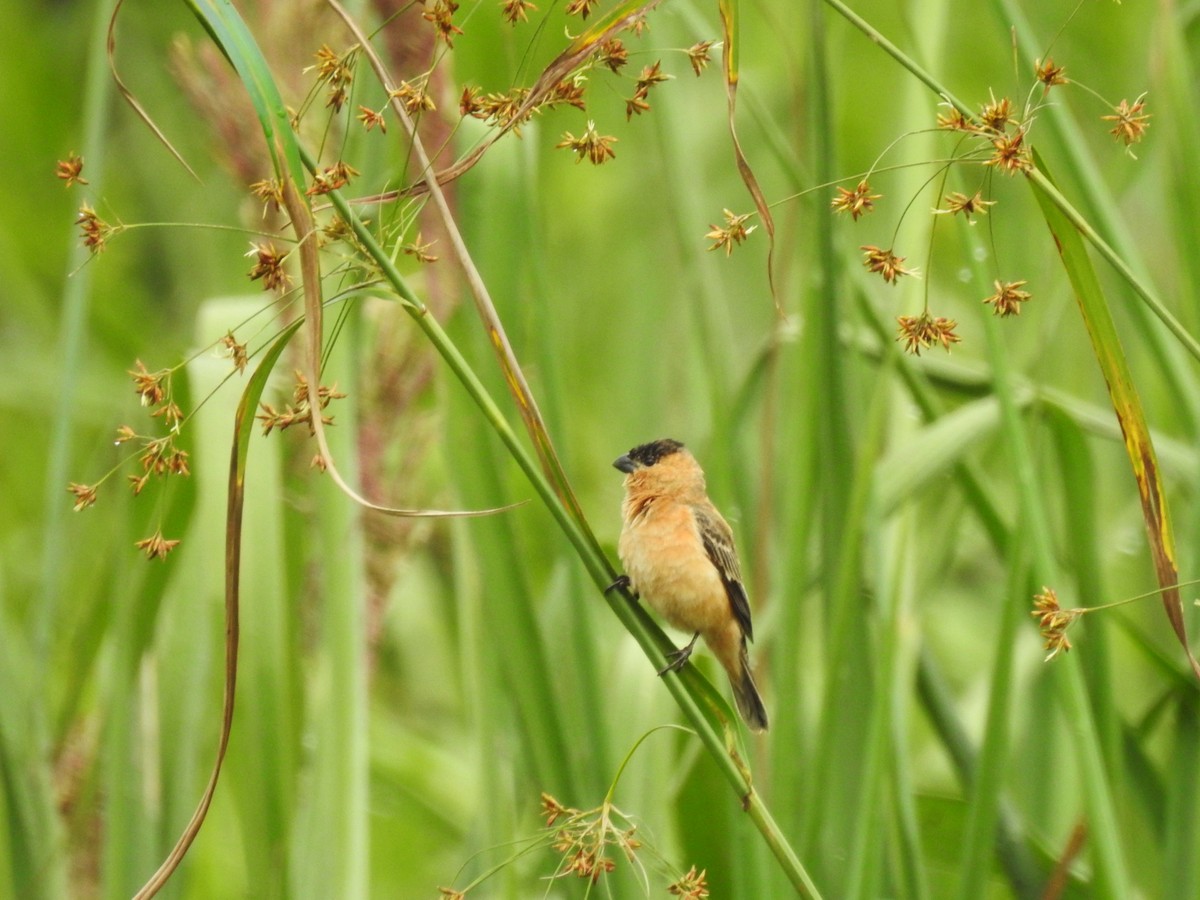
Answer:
xmin=1032 ymin=587 xmax=1075 ymax=659
xmin=129 ymin=359 xmax=168 ymax=407
xmin=936 ymin=106 xmax=975 ymax=132
xmin=1103 ymin=95 xmax=1150 ymax=150
xmin=706 ymin=208 xmax=756 ymax=256
xmin=1035 ymin=58 xmax=1068 ymax=94
xmin=556 ymin=121 xmax=618 ymax=165
xmin=686 ymin=41 xmax=716 ymax=77
xmin=982 ymin=280 xmax=1032 ymax=317
xmin=356 ymin=106 xmax=387 ymax=132
xmin=220 ymin=331 xmax=249 ymax=374
xmin=934 ymin=191 xmax=995 ymax=223
xmin=423 ymin=0 xmax=464 ymax=46
xmin=831 ymin=180 xmax=882 ymax=221
xmin=595 ymin=39 xmax=629 ymax=74
xmin=247 ymin=242 xmax=292 ymax=293
xmin=135 ymin=530 xmax=181 ymax=561
xmin=390 ymin=80 xmax=437 ymax=115
xmin=984 ymin=129 xmax=1032 ymax=175
xmin=76 ymin=204 xmax=114 ymax=254
xmin=67 ymin=482 xmax=98 ymax=511
xmin=502 ymin=0 xmax=537 ymax=23
xmin=57 ymin=154 xmax=88 ymax=187
xmin=403 ymin=232 xmax=439 ymax=263
xmin=978 ymin=95 xmax=1014 ymax=133
xmin=565 ymin=0 xmax=597 ymax=18
xmin=896 ymin=313 xmax=961 ymax=355
xmin=669 ymin=865 xmax=710 ymax=899
xmin=861 ymin=245 xmax=918 ymax=284
xmin=249 ymin=177 xmax=284 ymax=214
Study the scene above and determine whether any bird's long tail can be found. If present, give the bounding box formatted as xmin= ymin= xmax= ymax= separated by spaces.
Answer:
xmin=730 ymin=645 xmax=768 ymax=732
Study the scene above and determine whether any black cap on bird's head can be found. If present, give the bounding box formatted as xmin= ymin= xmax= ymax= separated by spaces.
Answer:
xmin=613 ymin=438 xmax=685 ymax=473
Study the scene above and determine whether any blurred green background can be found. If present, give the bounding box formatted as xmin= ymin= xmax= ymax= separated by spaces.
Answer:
xmin=4 ymin=0 xmax=1200 ymax=897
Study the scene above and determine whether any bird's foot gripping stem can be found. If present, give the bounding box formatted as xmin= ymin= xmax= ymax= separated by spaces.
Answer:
xmin=657 ymin=632 xmax=701 ymax=676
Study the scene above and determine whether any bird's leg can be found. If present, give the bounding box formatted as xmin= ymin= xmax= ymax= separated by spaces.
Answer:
xmin=658 ymin=632 xmax=701 ymax=676
xmin=605 ymin=574 xmax=636 ymax=598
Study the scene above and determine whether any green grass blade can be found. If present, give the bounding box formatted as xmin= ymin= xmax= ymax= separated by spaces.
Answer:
xmin=1030 ymin=152 xmax=1198 ymax=681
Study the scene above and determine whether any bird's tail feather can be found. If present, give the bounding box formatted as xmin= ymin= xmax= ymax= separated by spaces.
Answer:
xmin=730 ymin=647 xmax=768 ymax=732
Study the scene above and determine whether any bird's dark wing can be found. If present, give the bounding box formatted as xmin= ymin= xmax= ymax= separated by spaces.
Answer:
xmin=696 ymin=506 xmax=754 ymax=641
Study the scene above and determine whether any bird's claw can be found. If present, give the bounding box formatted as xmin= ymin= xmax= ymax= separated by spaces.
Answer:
xmin=605 ymin=574 xmax=633 ymax=596
xmin=657 ymin=633 xmax=700 ymax=676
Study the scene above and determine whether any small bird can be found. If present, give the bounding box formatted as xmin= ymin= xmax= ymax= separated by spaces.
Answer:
xmin=612 ymin=439 xmax=768 ymax=732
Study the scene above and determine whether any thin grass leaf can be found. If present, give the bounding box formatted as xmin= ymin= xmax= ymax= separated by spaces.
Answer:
xmin=718 ymin=0 xmax=779 ymax=314
xmin=107 ymin=0 xmax=200 ymax=182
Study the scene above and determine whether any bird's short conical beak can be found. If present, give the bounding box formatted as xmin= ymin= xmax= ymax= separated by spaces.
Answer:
xmin=613 ymin=454 xmax=636 ymax=474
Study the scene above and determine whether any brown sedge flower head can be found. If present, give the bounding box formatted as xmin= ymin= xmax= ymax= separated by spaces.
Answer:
xmin=310 ymin=44 xmax=356 ymax=112
xmin=861 ymin=245 xmax=918 ymax=284
xmin=249 ymin=177 xmax=284 ymax=214
xmin=556 ymin=121 xmax=617 ymax=165
xmin=356 ymin=106 xmax=387 ymax=132
xmin=220 ymin=331 xmax=249 ymax=374
xmin=706 ymin=208 xmax=756 ymax=256
xmin=129 ymin=359 xmax=169 ymax=407
xmin=548 ymin=78 xmax=587 ymax=111
xmin=502 ymin=0 xmax=537 ymax=24
xmin=896 ymin=313 xmax=961 ymax=355
xmin=1032 ymin=587 xmax=1076 ymax=659
xmin=541 ymin=792 xmax=574 ymax=827
xmin=247 ymin=242 xmax=292 ymax=293
xmin=669 ymin=866 xmax=710 ymax=899
xmin=984 ymin=128 xmax=1032 ymax=175
xmin=306 ymin=161 xmax=359 ymax=196
xmin=982 ymin=280 xmax=1032 ymax=317
xmin=152 ymin=401 xmax=185 ymax=433
xmin=634 ymin=60 xmax=671 ymax=94
xmin=934 ymin=190 xmax=995 ymax=223
xmin=595 ymin=39 xmax=629 ymax=74
xmin=402 ymin=232 xmax=439 ymax=263
xmin=831 ymin=180 xmax=882 ymax=221
xmin=257 ymin=372 xmax=346 ymax=436
xmin=423 ymin=0 xmax=464 ymax=47
xmin=437 ymin=890 xmax=466 ymax=900
xmin=461 ymin=87 xmax=535 ymax=134
xmin=67 ymin=483 xmax=98 ymax=511
xmin=76 ymin=204 xmax=115 ymax=254
xmin=1035 ymin=57 xmax=1068 ymax=94
xmin=978 ymin=95 xmax=1015 ymax=133
xmin=1103 ymin=94 xmax=1150 ymax=151
xmin=625 ymin=60 xmax=670 ymax=120
xmin=390 ymin=80 xmax=437 ymax=115
xmin=57 ymin=154 xmax=88 ymax=186
xmin=565 ymin=0 xmax=598 ymax=18
xmin=134 ymin=529 xmax=181 ymax=561
xmin=937 ymin=106 xmax=975 ymax=132
xmin=686 ymin=41 xmax=716 ymax=77
xmin=540 ymin=792 xmax=640 ymax=888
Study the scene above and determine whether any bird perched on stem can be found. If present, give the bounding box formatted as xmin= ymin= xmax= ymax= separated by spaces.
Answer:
xmin=611 ymin=439 xmax=768 ymax=732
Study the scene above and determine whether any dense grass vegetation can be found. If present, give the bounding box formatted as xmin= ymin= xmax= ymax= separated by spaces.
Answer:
xmin=5 ymin=0 xmax=1200 ymax=897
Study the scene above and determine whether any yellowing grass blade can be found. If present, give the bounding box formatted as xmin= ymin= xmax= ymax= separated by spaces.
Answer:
xmin=1030 ymin=151 xmax=1200 ymax=681
xmin=719 ymin=0 xmax=779 ymax=313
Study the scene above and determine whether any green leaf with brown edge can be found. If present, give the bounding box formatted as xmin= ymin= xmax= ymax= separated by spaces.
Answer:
xmin=718 ymin=0 xmax=779 ymax=314
xmin=131 ymin=316 xmax=304 ymax=900
xmin=1029 ymin=149 xmax=1200 ymax=682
